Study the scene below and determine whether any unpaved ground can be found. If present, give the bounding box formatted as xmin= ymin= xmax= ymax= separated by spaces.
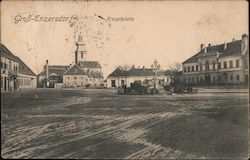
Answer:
xmin=1 ymin=89 xmax=249 ymax=159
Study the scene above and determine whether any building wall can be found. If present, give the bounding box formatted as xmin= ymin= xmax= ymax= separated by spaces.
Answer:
xmin=106 ymin=75 xmax=171 ymax=88
xmin=63 ymin=75 xmax=104 ymax=87
xmin=182 ymin=55 xmax=247 ymax=85
xmin=1 ymin=57 xmax=19 ymax=92
xmin=18 ymin=74 xmax=37 ymax=89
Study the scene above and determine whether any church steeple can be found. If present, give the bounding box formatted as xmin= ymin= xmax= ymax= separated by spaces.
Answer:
xmin=75 ymin=32 xmax=87 ymax=64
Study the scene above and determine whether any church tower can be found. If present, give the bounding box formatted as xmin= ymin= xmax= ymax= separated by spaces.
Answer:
xmin=75 ymin=33 xmax=87 ymax=64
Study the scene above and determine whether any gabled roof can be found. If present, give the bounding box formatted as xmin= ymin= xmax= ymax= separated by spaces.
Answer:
xmin=0 ymin=43 xmax=18 ymax=61
xmin=16 ymin=57 xmax=36 ymax=76
xmin=107 ymin=67 xmax=171 ymax=78
xmin=127 ymin=68 xmax=155 ymax=76
xmin=38 ymin=65 xmax=69 ymax=76
xmin=108 ymin=68 xmax=128 ymax=77
xmin=220 ymin=40 xmax=242 ymax=57
xmin=183 ymin=39 xmax=247 ymax=64
xmin=64 ymin=64 xmax=87 ymax=75
xmin=78 ymin=61 xmax=101 ymax=68
xmin=88 ymin=71 xmax=103 ymax=78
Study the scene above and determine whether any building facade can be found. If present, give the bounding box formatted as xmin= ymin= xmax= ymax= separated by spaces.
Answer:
xmin=37 ymin=61 xmax=69 ymax=88
xmin=1 ymin=44 xmax=37 ymax=92
xmin=107 ymin=66 xmax=172 ymax=88
xmin=182 ymin=34 xmax=249 ymax=86
xmin=62 ymin=34 xmax=104 ymax=88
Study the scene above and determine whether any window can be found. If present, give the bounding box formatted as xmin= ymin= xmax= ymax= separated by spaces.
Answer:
xmin=236 ymin=75 xmax=240 ymax=81
xmin=188 ymin=78 xmax=190 ymax=82
xmin=200 ymin=65 xmax=202 ymax=71
xmin=191 ymin=66 xmax=194 ymax=72
xmin=121 ymin=80 xmax=125 ymax=85
xmin=196 ymin=65 xmax=199 ymax=71
xmin=229 ymin=61 xmax=233 ymax=68
xmin=1 ymin=76 xmax=3 ymax=88
xmin=218 ymin=62 xmax=221 ymax=69
xmin=212 ymin=63 xmax=216 ymax=70
xmin=9 ymin=60 xmax=12 ymax=70
xmin=200 ymin=77 xmax=203 ymax=81
xmin=230 ymin=75 xmax=233 ymax=81
xmin=187 ymin=66 xmax=190 ymax=72
xmin=224 ymin=61 xmax=227 ymax=69
xmin=205 ymin=61 xmax=209 ymax=71
xmin=74 ymin=77 xmax=77 ymax=79
xmin=68 ymin=77 xmax=70 ymax=79
xmin=81 ymin=52 xmax=83 ymax=58
xmin=111 ymin=80 xmax=116 ymax=87
xmin=196 ymin=77 xmax=199 ymax=82
xmin=213 ymin=76 xmax=216 ymax=82
xmin=218 ymin=76 xmax=221 ymax=81
xmin=236 ymin=60 xmax=240 ymax=68
xmin=192 ymin=77 xmax=194 ymax=82
xmin=184 ymin=67 xmax=186 ymax=72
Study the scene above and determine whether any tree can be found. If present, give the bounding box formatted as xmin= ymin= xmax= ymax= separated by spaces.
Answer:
xmin=168 ymin=62 xmax=182 ymax=84
xmin=115 ymin=64 xmax=133 ymax=71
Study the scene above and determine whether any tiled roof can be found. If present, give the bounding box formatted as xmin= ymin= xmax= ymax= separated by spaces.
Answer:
xmin=16 ymin=57 xmax=36 ymax=76
xmin=108 ymin=68 xmax=128 ymax=77
xmin=183 ymin=39 xmax=247 ymax=64
xmin=64 ymin=64 xmax=87 ymax=75
xmin=127 ymin=68 xmax=155 ymax=76
xmin=1 ymin=44 xmax=36 ymax=76
xmin=108 ymin=68 xmax=171 ymax=77
xmin=39 ymin=65 xmax=69 ymax=76
xmin=0 ymin=43 xmax=18 ymax=61
xmin=78 ymin=61 xmax=101 ymax=68
xmin=88 ymin=71 xmax=103 ymax=78
xmin=220 ymin=40 xmax=242 ymax=57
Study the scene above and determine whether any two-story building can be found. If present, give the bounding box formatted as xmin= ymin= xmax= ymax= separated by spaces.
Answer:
xmin=1 ymin=44 xmax=37 ymax=92
xmin=182 ymin=34 xmax=249 ymax=86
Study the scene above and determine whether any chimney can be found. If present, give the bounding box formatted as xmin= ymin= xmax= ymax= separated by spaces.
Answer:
xmin=224 ymin=42 xmax=227 ymax=49
xmin=46 ymin=60 xmax=49 ymax=80
xmin=232 ymin=38 xmax=235 ymax=42
xmin=208 ymin=43 xmax=211 ymax=47
xmin=200 ymin=43 xmax=205 ymax=51
xmin=204 ymin=46 xmax=207 ymax=53
xmin=242 ymin=34 xmax=248 ymax=44
xmin=241 ymin=34 xmax=248 ymax=54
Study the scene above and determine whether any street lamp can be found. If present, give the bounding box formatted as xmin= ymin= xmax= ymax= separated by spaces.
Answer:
xmin=151 ymin=59 xmax=161 ymax=94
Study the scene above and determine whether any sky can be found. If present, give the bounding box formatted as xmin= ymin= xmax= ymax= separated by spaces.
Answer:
xmin=1 ymin=0 xmax=248 ymax=78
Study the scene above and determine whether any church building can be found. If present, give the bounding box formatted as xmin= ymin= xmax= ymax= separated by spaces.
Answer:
xmin=63 ymin=34 xmax=104 ymax=88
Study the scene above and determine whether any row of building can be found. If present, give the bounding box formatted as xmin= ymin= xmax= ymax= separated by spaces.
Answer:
xmin=182 ymin=34 xmax=249 ymax=86
xmin=1 ymin=33 xmax=248 ymax=92
xmin=1 ymin=44 xmax=37 ymax=92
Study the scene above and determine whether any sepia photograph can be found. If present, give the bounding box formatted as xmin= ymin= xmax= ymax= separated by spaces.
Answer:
xmin=1 ymin=0 xmax=249 ymax=159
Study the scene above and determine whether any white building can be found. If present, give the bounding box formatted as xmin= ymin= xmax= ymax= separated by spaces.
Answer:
xmin=1 ymin=44 xmax=37 ymax=92
xmin=182 ymin=34 xmax=249 ymax=86
xmin=106 ymin=66 xmax=172 ymax=88
xmin=62 ymin=34 xmax=104 ymax=88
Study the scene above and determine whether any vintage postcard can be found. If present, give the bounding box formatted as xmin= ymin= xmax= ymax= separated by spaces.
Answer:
xmin=1 ymin=0 xmax=249 ymax=159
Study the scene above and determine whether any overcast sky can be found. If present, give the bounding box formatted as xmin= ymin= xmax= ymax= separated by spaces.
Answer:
xmin=1 ymin=1 xmax=248 ymax=78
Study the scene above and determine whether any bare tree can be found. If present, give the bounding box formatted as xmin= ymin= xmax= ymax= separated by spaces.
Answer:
xmin=168 ymin=62 xmax=182 ymax=84
xmin=116 ymin=64 xmax=133 ymax=71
